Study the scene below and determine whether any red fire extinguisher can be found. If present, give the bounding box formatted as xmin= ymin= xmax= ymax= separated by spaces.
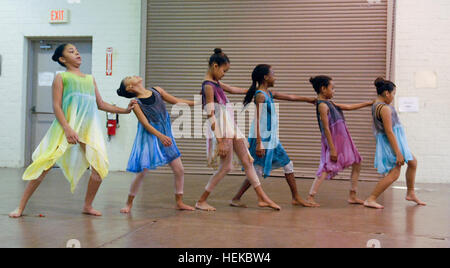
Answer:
xmin=106 ymin=109 xmax=119 ymax=141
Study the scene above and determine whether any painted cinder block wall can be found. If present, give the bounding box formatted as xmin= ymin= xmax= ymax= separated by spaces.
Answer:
xmin=394 ymin=0 xmax=450 ymax=183
xmin=0 ymin=0 xmax=142 ymax=171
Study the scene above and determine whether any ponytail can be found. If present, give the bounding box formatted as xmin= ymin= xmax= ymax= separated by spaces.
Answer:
xmin=243 ymin=64 xmax=271 ymax=107
xmin=243 ymin=80 xmax=258 ymax=106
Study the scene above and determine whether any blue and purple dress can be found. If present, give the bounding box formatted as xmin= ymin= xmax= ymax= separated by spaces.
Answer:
xmin=126 ymin=87 xmax=181 ymax=173
xmin=372 ymin=102 xmax=413 ymax=174
xmin=316 ymin=100 xmax=362 ymax=179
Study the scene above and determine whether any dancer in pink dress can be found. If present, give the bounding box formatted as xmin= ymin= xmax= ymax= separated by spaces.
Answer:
xmin=307 ymin=75 xmax=374 ymax=207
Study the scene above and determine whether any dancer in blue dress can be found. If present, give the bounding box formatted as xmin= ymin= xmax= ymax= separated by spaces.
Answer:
xmin=364 ymin=77 xmax=426 ymax=209
xmin=230 ymin=64 xmax=316 ymax=208
xmin=116 ymin=75 xmax=196 ymax=213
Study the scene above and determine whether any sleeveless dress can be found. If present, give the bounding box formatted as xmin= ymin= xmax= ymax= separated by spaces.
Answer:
xmin=372 ymin=102 xmax=413 ymax=174
xmin=248 ymin=90 xmax=291 ymax=178
xmin=316 ymin=100 xmax=362 ymax=179
xmin=126 ymin=87 xmax=181 ymax=173
xmin=201 ymin=80 xmax=252 ymax=169
xmin=23 ymin=72 xmax=109 ymax=193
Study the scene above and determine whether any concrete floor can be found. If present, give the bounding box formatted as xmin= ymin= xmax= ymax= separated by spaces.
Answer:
xmin=0 ymin=167 xmax=448 ymax=248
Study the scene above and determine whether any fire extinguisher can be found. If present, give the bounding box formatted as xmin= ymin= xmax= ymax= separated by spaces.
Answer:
xmin=106 ymin=109 xmax=119 ymax=141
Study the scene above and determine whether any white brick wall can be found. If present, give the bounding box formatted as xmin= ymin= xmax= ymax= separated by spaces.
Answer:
xmin=0 ymin=0 xmax=142 ymax=171
xmin=395 ymin=0 xmax=450 ymax=183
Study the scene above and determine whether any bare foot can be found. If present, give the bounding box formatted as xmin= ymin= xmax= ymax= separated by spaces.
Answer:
xmin=176 ymin=202 xmax=195 ymax=211
xmin=306 ymin=196 xmax=320 ymax=207
xmin=258 ymin=200 xmax=281 ymax=211
xmin=195 ymin=201 xmax=216 ymax=211
xmin=348 ymin=191 xmax=365 ymax=205
xmin=292 ymin=197 xmax=318 ymax=207
xmin=229 ymin=200 xmax=248 ymax=208
xmin=348 ymin=197 xmax=365 ymax=205
xmin=364 ymin=200 xmax=384 ymax=209
xmin=9 ymin=208 xmax=23 ymax=218
xmin=83 ymin=207 xmax=102 ymax=216
xmin=120 ymin=205 xmax=132 ymax=214
xmin=406 ymin=194 xmax=427 ymax=206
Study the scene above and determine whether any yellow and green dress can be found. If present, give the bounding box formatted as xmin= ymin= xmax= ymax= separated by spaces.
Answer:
xmin=23 ymin=72 xmax=109 ymax=193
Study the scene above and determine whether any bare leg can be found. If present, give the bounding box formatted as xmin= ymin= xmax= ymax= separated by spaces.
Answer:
xmin=196 ymin=140 xmax=233 ymax=211
xmin=405 ymin=156 xmax=426 ymax=206
xmin=233 ymin=139 xmax=280 ymax=211
xmin=285 ymin=173 xmax=314 ymax=207
xmin=230 ymin=166 xmax=263 ymax=208
xmin=120 ymin=170 xmax=148 ymax=214
xmin=348 ymin=163 xmax=364 ymax=205
xmin=364 ymin=166 xmax=401 ymax=209
xmin=230 ymin=179 xmax=251 ymax=208
xmin=307 ymin=172 xmax=328 ymax=207
xmin=9 ymin=167 xmax=52 ymax=218
xmin=82 ymin=167 xmax=103 ymax=216
xmin=169 ymin=158 xmax=194 ymax=211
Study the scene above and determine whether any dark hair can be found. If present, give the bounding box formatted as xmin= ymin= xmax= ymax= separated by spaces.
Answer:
xmin=309 ymin=75 xmax=333 ymax=94
xmin=208 ymin=48 xmax=230 ymax=67
xmin=243 ymin=64 xmax=271 ymax=106
xmin=374 ymin=77 xmax=396 ymax=95
xmin=116 ymin=79 xmax=137 ymax=99
xmin=52 ymin=44 xmax=69 ymax=67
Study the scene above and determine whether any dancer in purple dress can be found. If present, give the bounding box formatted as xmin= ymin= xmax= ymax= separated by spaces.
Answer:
xmin=307 ymin=75 xmax=374 ymax=207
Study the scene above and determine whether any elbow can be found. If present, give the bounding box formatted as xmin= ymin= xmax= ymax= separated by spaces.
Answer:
xmin=97 ymin=100 xmax=105 ymax=111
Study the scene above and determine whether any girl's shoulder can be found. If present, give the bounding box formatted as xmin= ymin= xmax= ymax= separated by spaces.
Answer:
xmin=202 ymin=80 xmax=220 ymax=87
xmin=317 ymin=99 xmax=330 ymax=108
xmin=255 ymin=91 xmax=267 ymax=102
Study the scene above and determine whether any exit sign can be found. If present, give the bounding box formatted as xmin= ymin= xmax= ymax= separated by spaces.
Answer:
xmin=49 ymin=9 xmax=69 ymax=24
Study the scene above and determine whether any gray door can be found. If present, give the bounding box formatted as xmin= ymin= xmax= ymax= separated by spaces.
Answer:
xmin=26 ymin=39 xmax=92 ymax=165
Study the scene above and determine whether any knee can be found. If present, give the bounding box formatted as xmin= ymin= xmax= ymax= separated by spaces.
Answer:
xmin=408 ymin=158 xmax=418 ymax=169
xmin=91 ymin=171 xmax=102 ymax=182
xmin=391 ymin=169 xmax=401 ymax=182
xmin=392 ymin=175 xmax=400 ymax=182
xmin=222 ymin=164 xmax=233 ymax=174
xmin=174 ymin=166 xmax=185 ymax=177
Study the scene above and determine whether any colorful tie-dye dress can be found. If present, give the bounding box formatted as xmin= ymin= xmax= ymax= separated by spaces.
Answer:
xmin=23 ymin=72 xmax=109 ymax=192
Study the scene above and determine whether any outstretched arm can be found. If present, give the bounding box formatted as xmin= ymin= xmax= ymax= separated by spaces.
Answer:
xmin=333 ymin=100 xmax=374 ymax=111
xmin=133 ymin=105 xmax=172 ymax=147
xmin=153 ymin=86 xmax=195 ymax=106
xmin=272 ymin=91 xmax=316 ymax=104
xmin=219 ymin=81 xmax=248 ymax=94
xmin=93 ymin=78 xmax=136 ymax=114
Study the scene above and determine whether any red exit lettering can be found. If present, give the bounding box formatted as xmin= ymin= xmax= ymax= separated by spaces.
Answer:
xmin=50 ymin=10 xmax=65 ymax=22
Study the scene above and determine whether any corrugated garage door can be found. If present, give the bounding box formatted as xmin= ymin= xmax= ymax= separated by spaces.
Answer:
xmin=145 ymin=0 xmax=388 ymax=180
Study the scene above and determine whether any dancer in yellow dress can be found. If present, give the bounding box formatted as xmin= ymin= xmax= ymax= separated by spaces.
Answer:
xmin=9 ymin=43 xmax=136 ymax=218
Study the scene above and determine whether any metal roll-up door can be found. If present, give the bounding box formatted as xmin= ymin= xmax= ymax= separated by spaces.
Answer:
xmin=145 ymin=0 xmax=388 ymax=180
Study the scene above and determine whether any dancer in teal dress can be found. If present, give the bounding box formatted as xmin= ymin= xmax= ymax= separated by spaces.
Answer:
xmin=364 ymin=77 xmax=426 ymax=209
xmin=230 ymin=64 xmax=316 ymax=208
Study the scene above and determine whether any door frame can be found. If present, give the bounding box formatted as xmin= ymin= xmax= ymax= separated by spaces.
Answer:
xmin=24 ymin=36 xmax=92 ymax=166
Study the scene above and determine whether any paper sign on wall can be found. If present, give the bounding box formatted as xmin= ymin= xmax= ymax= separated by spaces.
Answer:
xmin=38 ymin=72 xmax=54 ymax=87
xmin=398 ymin=97 xmax=419 ymax=113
